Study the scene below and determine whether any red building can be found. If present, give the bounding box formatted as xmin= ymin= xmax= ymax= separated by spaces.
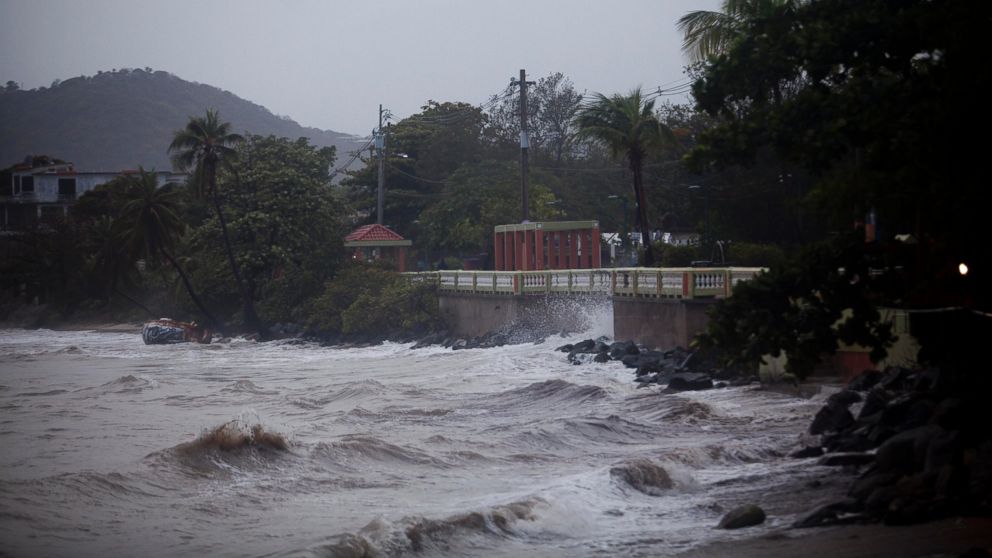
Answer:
xmin=494 ymin=220 xmax=601 ymax=271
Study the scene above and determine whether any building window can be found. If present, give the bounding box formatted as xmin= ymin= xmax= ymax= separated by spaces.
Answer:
xmin=20 ymin=175 xmax=34 ymax=194
xmin=58 ymin=178 xmax=77 ymax=198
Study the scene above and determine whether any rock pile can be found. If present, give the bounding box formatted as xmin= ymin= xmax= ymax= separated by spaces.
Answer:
xmin=558 ymin=338 xmax=758 ymax=392
xmin=794 ymin=366 xmax=992 ymax=527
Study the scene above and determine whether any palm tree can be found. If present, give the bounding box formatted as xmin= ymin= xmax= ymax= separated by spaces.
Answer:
xmin=114 ymin=169 xmax=223 ymax=331
xmin=169 ymin=110 xmax=266 ymax=338
xmin=573 ymin=89 xmax=675 ymax=266
xmin=677 ymin=0 xmax=795 ymax=62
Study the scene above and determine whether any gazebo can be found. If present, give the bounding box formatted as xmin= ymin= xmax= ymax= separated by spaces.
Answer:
xmin=344 ymin=224 xmax=412 ymax=272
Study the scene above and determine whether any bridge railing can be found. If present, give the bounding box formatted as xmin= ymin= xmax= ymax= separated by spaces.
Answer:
xmin=407 ymin=267 xmax=765 ymax=299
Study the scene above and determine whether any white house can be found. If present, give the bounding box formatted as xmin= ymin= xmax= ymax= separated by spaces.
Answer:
xmin=0 ymin=159 xmax=186 ymax=231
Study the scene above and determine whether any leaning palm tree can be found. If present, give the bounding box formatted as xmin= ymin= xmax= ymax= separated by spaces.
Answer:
xmin=169 ymin=110 xmax=266 ymax=338
xmin=573 ymin=89 xmax=674 ymax=266
xmin=114 ymin=169 xmax=223 ymax=331
xmin=677 ymin=0 xmax=795 ymax=62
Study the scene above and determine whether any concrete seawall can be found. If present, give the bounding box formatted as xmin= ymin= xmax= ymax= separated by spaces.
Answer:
xmin=438 ymin=293 xmax=611 ymax=339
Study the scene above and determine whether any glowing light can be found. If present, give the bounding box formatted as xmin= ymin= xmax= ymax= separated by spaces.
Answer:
xmin=959 ymin=263 xmax=969 ymax=276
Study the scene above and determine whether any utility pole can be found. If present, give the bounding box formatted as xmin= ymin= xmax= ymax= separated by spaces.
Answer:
xmin=511 ymin=69 xmax=535 ymax=222
xmin=375 ymin=104 xmax=386 ymax=225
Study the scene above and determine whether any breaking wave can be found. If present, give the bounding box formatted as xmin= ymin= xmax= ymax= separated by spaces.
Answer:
xmin=315 ymin=498 xmax=546 ymax=557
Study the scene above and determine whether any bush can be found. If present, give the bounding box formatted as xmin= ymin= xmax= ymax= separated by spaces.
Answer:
xmin=725 ymin=242 xmax=786 ymax=268
xmin=657 ymin=244 xmax=700 ymax=267
xmin=696 ymin=234 xmax=894 ymax=379
xmin=306 ymin=263 xmax=442 ymax=340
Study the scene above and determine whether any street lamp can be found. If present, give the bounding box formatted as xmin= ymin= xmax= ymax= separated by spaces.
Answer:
xmin=608 ymin=194 xmax=629 ymax=265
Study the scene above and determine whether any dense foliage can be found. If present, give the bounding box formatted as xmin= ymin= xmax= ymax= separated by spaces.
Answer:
xmin=689 ymin=0 xmax=990 ymax=373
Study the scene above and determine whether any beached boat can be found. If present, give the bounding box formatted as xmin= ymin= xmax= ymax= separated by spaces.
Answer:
xmin=141 ymin=319 xmax=212 ymax=345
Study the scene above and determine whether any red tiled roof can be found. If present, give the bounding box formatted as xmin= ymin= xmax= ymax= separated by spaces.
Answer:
xmin=345 ymin=224 xmax=406 ymax=242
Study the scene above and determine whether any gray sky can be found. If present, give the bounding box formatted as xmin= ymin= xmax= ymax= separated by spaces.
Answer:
xmin=0 ymin=0 xmax=717 ymax=136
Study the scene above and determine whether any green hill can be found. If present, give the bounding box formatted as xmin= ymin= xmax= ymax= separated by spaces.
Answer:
xmin=0 ymin=68 xmax=364 ymax=171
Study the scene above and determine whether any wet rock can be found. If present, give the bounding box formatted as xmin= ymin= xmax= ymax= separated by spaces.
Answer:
xmin=556 ymin=343 xmax=574 ymax=353
xmin=608 ymin=340 xmax=639 ymax=360
xmin=849 ymin=472 xmax=902 ymax=502
xmin=929 ymin=398 xmax=966 ymax=430
xmin=824 ymin=430 xmax=874 ymax=453
xmin=857 ymin=387 xmax=893 ymax=420
xmin=793 ymin=499 xmax=862 ymax=528
xmin=828 ymin=389 xmax=863 ymax=408
xmin=875 ymin=424 xmax=945 ymax=476
xmin=791 ymin=446 xmax=824 ymax=459
xmin=818 ymin=452 xmax=875 ymax=467
xmin=847 ymin=369 xmax=884 ymax=392
xmin=609 ymin=459 xmax=673 ymax=495
xmin=667 ymin=373 xmax=713 ymax=391
xmin=717 ymin=504 xmax=766 ymax=529
xmin=810 ymin=401 xmax=855 ymax=435
xmin=879 ymin=366 xmax=915 ymax=391
xmin=593 ymin=352 xmax=611 ymax=363
xmin=569 ymin=339 xmax=597 ymax=354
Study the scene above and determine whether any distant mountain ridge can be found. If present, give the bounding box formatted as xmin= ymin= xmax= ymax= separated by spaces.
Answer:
xmin=0 ymin=68 xmax=365 ymax=171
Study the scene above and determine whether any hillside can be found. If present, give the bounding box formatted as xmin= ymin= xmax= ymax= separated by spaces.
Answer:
xmin=0 ymin=68 xmax=365 ymax=171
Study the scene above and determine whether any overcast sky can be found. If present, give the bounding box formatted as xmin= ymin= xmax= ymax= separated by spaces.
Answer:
xmin=1 ymin=0 xmax=718 ymax=136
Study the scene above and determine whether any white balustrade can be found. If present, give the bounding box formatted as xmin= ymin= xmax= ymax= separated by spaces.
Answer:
xmin=411 ymin=267 xmax=764 ymax=299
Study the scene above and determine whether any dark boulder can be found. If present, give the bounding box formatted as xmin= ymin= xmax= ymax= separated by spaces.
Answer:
xmin=791 ymin=446 xmax=825 ymax=459
xmin=875 ymin=424 xmax=945 ymax=476
xmin=608 ymin=341 xmax=639 ymax=360
xmin=828 ymin=389 xmax=863 ymax=408
xmin=593 ymin=352 xmax=611 ymax=363
xmin=818 ymin=452 xmax=875 ymax=467
xmin=667 ymin=373 xmax=713 ymax=391
xmin=793 ymin=500 xmax=862 ymax=528
xmin=556 ymin=343 xmax=574 ymax=353
xmin=847 ymin=369 xmax=884 ymax=392
xmin=857 ymin=387 xmax=893 ymax=420
xmin=879 ymin=366 xmax=915 ymax=391
xmin=810 ymin=401 xmax=855 ymax=435
xmin=717 ymin=504 xmax=766 ymax=529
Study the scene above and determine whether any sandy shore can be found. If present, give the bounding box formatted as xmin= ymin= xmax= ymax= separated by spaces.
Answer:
xmin=680 ymin=516 xmax=992 ymax=558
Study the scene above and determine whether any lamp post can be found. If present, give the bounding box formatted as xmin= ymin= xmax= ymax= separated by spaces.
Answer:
xmin=608 ymin=194 xmax=629 ymax=266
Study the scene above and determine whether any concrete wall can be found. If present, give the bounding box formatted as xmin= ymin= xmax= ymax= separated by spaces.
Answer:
xmin=438 ymin=293 xmax=609 ymax=339
xmin=612 ymin=297 xmax=718 ymax=350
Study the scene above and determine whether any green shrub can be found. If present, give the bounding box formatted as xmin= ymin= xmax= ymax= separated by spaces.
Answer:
xmin=307 ymin=263 xmax=442 ymax=339
xmin=725 ymin=242 xmax=786 ymax=268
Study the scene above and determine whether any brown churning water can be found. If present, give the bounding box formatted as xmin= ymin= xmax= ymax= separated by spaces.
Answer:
xmin=0 ymin=321 xmax=832 ymax=557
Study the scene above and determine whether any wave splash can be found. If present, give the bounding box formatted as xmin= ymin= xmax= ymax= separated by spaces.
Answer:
xmin=317 ymin=497 xmax=546 ymax=557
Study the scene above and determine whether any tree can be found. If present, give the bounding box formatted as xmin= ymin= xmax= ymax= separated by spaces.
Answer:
xmin=184 ymin=135 xmax=345 ymax=324
xmin=417 ymin=160 xmax=562 ymax=257
xmin=677 ymin=0 xmax=797 ymax=62
xmin=487 ymin=72 xmax=584 ymax=162
xmin=688 ymin=0 xmax=991 ymax=310
xmin=342 ymin=100 xmax=490 ymax=239
xmin=113 ymin=170 xmax=222 ymax=329
xmin=573 ymin=89 xmax=677 ymax=265
xmin=168 ymin=110 xmax=265 ymax=336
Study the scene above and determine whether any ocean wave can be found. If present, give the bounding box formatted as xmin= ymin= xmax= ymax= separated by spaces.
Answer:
xmin=147 ymin=420 xmax=291 ymax=475
xmin=311 ymin=436 xmax=448 ymax=468
xmin=484 ymin=379 xmax=607 ymax=410
xmin=314 ymin=498 xmax=546 ymax=557
xmin=563 ymin=414 xmax=658 ymax=444
xmin=609 ymin=458 xmax=674 ymax=496
xmin=223 ymin=379 xmax=279 ymax=395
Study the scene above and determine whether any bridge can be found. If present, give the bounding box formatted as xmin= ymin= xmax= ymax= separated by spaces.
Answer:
xmin=410 ymin=267 xmax=764 ymax=348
